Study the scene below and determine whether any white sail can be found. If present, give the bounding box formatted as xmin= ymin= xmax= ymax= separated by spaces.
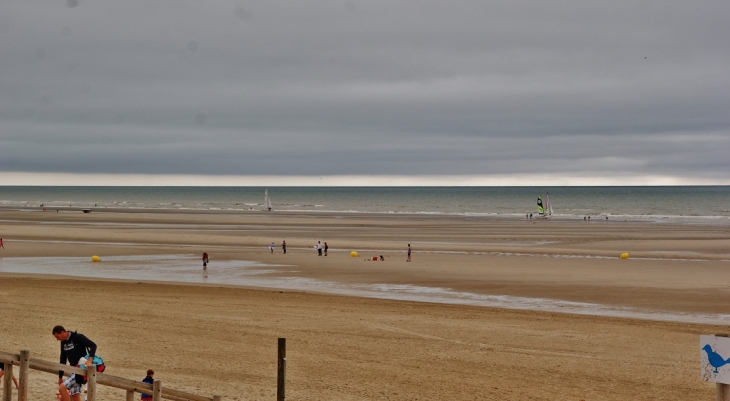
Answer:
xmin=546 ymin=192 xmax=553 ymax=216
xmin=264 ymin=189 xmax=272 ymax=211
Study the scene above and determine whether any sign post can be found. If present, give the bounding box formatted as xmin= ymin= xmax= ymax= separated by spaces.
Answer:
xmin=700 ymin=335 xmax=730 ymax=401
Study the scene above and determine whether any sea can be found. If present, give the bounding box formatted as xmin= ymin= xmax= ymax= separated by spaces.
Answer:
xmin=0 ymin=186 xmax=728 ymax=224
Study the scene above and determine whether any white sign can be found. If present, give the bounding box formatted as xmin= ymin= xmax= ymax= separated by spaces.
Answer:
xmin=700 ymin=335 xmax=730 ymax=384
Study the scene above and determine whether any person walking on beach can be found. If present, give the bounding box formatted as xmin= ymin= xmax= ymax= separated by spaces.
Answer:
xmin=269 ymin=242 xmax=275 ymax=254
xmin=0 ymin=238 xmax=3 ymax=249
xmin=317 ymin=241 xmax=322 ymax=256
xmin=282 ymin=240 xmax=286 ymax=254
xmin=141 ymin=369 xmax=154 ymax=401
xmin=324 ymin=242 xmax=328 ymax=256
xmin=0 ymin=362 xmax=19 ymax=390
xmin=52 ymin=325 xmax=97 ymax=401
xmin=407 ymin=244 xmax=411 ymax=262
xmin=202 ymin=252 xmax=209 ymax=270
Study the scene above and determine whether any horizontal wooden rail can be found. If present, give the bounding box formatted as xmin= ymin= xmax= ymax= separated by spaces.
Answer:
xmin=1 ymin=350 xmax=218 ymax=401
xmin=0 ymin=352 xmax=18 ymax=364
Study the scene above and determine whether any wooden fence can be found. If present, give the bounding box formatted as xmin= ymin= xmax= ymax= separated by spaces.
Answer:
xmin=0 ymin=350 xmax=221 ymax=401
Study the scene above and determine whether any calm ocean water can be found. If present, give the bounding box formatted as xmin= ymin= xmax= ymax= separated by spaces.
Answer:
xmin=0 ymin=186 xmax=728 ymax=223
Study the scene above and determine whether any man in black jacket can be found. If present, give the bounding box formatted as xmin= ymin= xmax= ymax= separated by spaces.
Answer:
xmin=52 ymin=325 xmax=96 ymax=401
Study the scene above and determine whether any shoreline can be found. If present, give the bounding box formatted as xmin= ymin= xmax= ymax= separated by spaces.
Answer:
xmin=1 ymin=205 xmax=728 ymax=226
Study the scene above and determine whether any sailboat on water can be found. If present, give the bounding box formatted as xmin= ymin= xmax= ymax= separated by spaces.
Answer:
xmin=536 ymin=192 xmax=553 ymax=218
xmin=264 ymin=189 xmax=272 ymax=211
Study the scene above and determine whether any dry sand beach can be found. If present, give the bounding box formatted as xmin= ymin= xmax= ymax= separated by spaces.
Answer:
xmin=1 ymin=208 xmax=729 ymax=400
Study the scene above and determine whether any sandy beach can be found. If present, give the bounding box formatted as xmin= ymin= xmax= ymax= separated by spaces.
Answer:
xmin=1 ymin=208 xmax=729 ymax=400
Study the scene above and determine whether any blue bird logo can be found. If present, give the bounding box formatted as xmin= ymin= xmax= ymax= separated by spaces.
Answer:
xmin=702 ymin=344 xmax=730 ymax=373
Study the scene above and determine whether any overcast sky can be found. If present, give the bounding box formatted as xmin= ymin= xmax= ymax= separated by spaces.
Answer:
xmin=1 ymin=0 xmax=728 ymax=185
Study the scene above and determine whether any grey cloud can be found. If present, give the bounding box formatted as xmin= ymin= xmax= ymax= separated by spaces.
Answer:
xmin=0 ymin=0 xmax=728 ymax=180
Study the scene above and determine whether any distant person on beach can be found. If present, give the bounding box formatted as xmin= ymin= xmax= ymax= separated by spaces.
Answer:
xmin=407 ymin=244 xmax=411 ymax=262
xmin=0 ymin=238 xmax=4 ymax=249
xmin=317 ymin=241 xmax=322 ymax=256
xmin=141 ymin=369 xmax=154 ymax=400
xmin=202 ymin=252 xmax=209 ymax=269
xmin=52 ymin=325 xmax=96 ymax=401
xmin=324 ymin=242 xmax=328 ymax=256
xmin=269 ymin=242 xmax=275 ymax=254
xmin=282 ymin=240 xmax=286 ymax=254
xmin=0 ymin=362 xmax=19 ymax=389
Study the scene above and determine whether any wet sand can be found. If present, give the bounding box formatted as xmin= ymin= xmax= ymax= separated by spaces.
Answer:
xmin=1 ymin=209 xmax=729 ymax=399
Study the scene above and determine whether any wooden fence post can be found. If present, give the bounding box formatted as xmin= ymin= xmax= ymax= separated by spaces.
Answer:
xmin=277 ymin=338 xmax=286 ymax=401
xmin=152 ymin=379 xmax=162 ymax=401
xmin=213 ymin=396 xmax=222 ymax=401
xmin=718 ymin=383 xmax=730 ymax=401
xmin=18 ymin=350 xmax=29 ymax=401
xmin=86 ymin=364 xmax=97 ymax=401
xmin=2 ymin=359 xmax=12 ymax=401
xmin=126 ymin=389 xmax=135 ymax=401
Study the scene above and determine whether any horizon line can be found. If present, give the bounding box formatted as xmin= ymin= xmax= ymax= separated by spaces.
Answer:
xmin=1 ymin=172 xmax=728 ymax=187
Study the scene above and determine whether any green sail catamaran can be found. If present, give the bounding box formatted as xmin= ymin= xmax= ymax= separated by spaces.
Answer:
xmin=537 ymin=192 xmax=553 ymax=217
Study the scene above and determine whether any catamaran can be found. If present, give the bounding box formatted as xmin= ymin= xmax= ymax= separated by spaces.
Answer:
xmin=536 ymin=192 xmax=553 ymax=217
xmin=264 ymin=189 xmax=272 ymax=211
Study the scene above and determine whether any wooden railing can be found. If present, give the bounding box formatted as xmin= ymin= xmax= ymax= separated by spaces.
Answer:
xmin=0 ymin=350 xmax=221 ymax=401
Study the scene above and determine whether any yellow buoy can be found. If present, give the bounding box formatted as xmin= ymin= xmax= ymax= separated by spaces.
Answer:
xmin=620 ymin=253 xmax=629 ymax=259
xmin=91 ymin=255 xmax=101 ymax=262
xmin=350 ymin=251 xmax=359 ymax=257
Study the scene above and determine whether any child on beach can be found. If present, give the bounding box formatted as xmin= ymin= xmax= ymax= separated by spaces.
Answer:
xmin=141 ymin=369 xmax=154 ymax=400
xmin=269 ymin=243 xmax=275 ymax=254
xmin=407 ymin=244 xmax=411 ymax=262
xmin=282 ymin=240 xmax=286 ymax=254
xmin=0 ymin=238 xmax=4 ymax=249
xmin=0 ymin=362 xmax=19 ymax=389
xmin=202 ymin=252 xmax=209 ymax=269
